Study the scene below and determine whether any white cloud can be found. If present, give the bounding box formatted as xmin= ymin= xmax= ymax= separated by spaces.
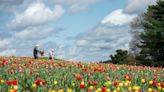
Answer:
xmin=69 ymin=4 xmax=88 ymax=13
xmin=69 ymin=8 xmax=137 ymax=61
xmin=0 ymin=49 xmax=16 ymax=56
xmin=53 ymin=0 xmax=99 ymax=4
xmin=124 ymin=0 xmax=157 ymax=14
xmin=0 ymin=0 xmax=24 ymax=12
xmin=52 ymin=0 xmax=100 ymax=13
xmin=101 ymin=9 xmax=136 ymax=26
xmin=15 ymin=26 xmax=55 ymax=40
xmin=0 ymin=39 xmax=13 ymax=48
xmin=77 ymin=40 xmax=87 ymax=46
xmin=77 ymin=25 xmax=132 ymax=50
xmin=8 ymin=2 xmax=64 ymax=29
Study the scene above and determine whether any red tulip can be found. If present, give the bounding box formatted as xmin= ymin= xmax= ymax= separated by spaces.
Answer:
xmin=88 ymin=80 xmax=92 ymax=85
xmin=80 ymin=84 xmax=85 ymax=89
xmin=35 ymin=78 xmax=41 ymax=85
xmin=42 ymin=81 xmax=46 ymax=85
xmin=13 ymin=80 xmax=18 ymax=85
xmin=102 ymin=87 xmax=106 ymax=92
xmin=123 ymin=75 xmax=127 ymax=79
xmin=69 ymin=66 xmax=72 ymax=69
xmin=161 ymin=83 xmax=164 ymax=88
xmin=114 ymin=80 xmax=118 ymax=86
xmin=94 ymin=81 xmax=98 ymax=86
xmin=103 ymin=69 xmax=106 ymax=73
xmin=152 ymin=80 xmax=157 ymax=86
xmin=127 ymin=77 xmax=131 ymax=81
xmin=6 ymin=80 xmax=12 ymax=85
xmin=77 ymin=75 xmax=82 ymax=81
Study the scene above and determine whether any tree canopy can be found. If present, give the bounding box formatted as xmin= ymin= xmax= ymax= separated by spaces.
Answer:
xmin=132 ymin=0 xmax=164 ymax=66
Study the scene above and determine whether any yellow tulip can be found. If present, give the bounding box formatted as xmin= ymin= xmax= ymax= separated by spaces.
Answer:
xmin=106 ymin=88 xmax=110 ymax=92
xmin=97 ymin=88 xmax=101 ymax=92
xmin=126 ymin=80 xmax=131 ymax=85
xmin=48 ymin=90 xmax=55 ymax=92
xmin=51 ymin=90 xmax=55 ymax=92
xmin=58 ymin=89 xmax=64 ymax=92
xmin=32 ymin=84 xmax=36 ymax=88
xmin=141 ymin=79 xmax=145 ymax=83
xmin=119 ymin=83 xmax=123 ymax=87
xmin=124 ymin=83 xmax=128 ymax=86
xmin=10 ymin=89 xmax=14 ymax=92
xmin=121 ymin=81 xmax=125 ymax=84
xmin=67 ymin=88 xmax=73 ymax=92
xmin=128 ymin=87 xmax=132 ymax=91
xmin=89 ymin=86 xmax=94 ymax=90
xmin=105 ymin=81 xmax=111 ymax=86
xmin=0 ymin=80 xmax=4 ymax=84
xmin=54 ymin=80 xmax=58 ymax=85
xmin=162 ymin=88 xmax=164 ymax=91
xmin=81 ymin=81 xmax=85 ymax=85
xmin=158 ymin=86 xmax=162 ymax=90
xmin=14 ymin=85 xmax=18 ymax=90
xmin=149 ymin=80 xmax=153 ymax=85
xmin=148 ymin=88 xmax=152 ymax=92
xmin=116 ymin=87 xmax=120 ymax=91
xmin=72 ymin=82 xmax=75 ymax=87
xmin=133 ymin=86 xmax=137 ymax=91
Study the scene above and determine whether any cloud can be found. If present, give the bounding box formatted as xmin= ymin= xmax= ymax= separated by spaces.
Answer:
xmin=53 ymin=0 xmax=100 ymax=5
xmin=8 ymin=2 xmax=64 ymax=29
xmin=50 ymin=0 xmax=100 ymax=13
xmin=62 ymin=25 xmax=133 ymax=62
xmin=65 ymin=9 xmax=136 ymax=61
xmin=101 ymin=9 xmax=136 ymax=26
xmin=0 ymin=0 xmax=24 ymax=12
xmin=124 ymin=0 xmax=157 ymax=14
xmin=0 ymin=31 xmax=12 ymax=39
xmin=76 ymin=25 xmax=132 ymax=51
xmin=14 ymin=26 xmax=57 ymax=40
xmin=69 ymin=4 xmax=88 ymax=13
xmin=0 ymin=38 xmax=13 ymax=48
xmin=0 ymin=49 xmax=16 ymax=56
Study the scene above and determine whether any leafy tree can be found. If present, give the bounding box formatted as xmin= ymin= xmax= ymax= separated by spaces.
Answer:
xmin=131 ymin=0 xmax=164 ymax=66
xmin=110 ymin=49 xmax=128 ymax=64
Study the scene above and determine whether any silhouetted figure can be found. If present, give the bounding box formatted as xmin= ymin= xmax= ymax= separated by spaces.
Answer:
xmin=33 ymin=45 xmax=39 ymax=59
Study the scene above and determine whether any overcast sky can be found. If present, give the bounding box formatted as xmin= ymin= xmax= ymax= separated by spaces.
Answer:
xmin=0 ymin=0 xmax=157 ymax=62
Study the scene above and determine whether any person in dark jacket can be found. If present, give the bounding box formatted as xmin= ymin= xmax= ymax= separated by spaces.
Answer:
xmin=33 ymin=45 xmax=39 ymax=59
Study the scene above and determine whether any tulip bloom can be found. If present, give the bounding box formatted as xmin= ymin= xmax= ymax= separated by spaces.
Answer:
xmin=114 ymin=80 xmax=118 ymax=86
xmin=13 ymin=80 xmax=18 ymax=85
xmin=6 ymin=80 xmax=12 ymax=85
xmin=35 ymin=78 xmax=41 ymax=85
xmin=101 ymin=87 xmax=106 ymax=92
xmin=77 ymin=75 xmax=82 ymax=81
xmin=94 ymin=81 xmax=98 ymax=86
xmin=80 ymin=84 xmax=85 ymax=89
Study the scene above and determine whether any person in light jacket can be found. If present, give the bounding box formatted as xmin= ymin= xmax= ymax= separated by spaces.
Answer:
xmin=49 ymin=49 xmax=54 ymax=60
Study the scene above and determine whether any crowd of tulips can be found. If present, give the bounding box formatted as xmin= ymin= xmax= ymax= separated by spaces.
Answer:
xmin=0 ymin=57 xmax=164 ymax=92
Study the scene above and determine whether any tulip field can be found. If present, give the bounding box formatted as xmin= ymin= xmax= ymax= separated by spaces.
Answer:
xmin=0 ymin=57 xmax=164 ymax=92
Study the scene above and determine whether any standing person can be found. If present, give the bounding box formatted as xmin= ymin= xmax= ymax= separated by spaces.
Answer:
xmin=33 ymin=45 xmax=39 ymax=59
xmin=49 ymin=49 xmax=54 ymax=60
